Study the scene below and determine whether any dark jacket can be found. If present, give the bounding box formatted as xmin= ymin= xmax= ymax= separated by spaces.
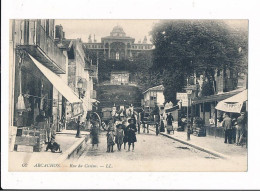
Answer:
xmin=46 ymin=142 xmax=60 ymax=152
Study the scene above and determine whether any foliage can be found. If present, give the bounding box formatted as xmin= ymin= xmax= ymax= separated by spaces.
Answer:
xmin=87 ymin=49 xmax=163 ymax=92
xmin=150 ymin=20 xmax=248 ymax=103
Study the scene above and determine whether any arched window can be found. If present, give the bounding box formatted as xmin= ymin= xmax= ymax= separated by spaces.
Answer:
xmin=116 ymin=52 xmax=120 ymax=60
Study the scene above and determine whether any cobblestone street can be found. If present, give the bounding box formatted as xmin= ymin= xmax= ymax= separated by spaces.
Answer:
xmin=66 ymin=131 xmax=247 ymax=172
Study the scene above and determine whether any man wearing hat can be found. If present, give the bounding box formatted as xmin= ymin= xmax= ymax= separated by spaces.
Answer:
xmin=236 ymin=112 xmax=246 ymax=145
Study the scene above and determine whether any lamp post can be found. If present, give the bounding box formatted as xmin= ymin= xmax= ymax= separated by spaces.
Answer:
xmin=76 ymin=79 xmax=83 ymax=138
xmin=186 ymin=90 xmax=192 ymax=141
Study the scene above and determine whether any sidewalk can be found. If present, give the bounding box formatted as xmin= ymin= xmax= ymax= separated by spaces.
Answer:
xmin=150 ymin=127 xmax=247 ymax=159
xmin=9 ymin=130 xmax=89 ymax=171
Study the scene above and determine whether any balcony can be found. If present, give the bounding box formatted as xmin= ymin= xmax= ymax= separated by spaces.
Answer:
xmin=17 ymin=21 xmax=66 ymax=74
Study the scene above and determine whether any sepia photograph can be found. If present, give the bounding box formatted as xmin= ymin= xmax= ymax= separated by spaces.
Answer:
xmin=8 ymin=19 xmax=248 ymax=172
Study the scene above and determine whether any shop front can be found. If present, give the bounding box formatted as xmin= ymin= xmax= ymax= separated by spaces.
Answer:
xmin=12 ymin=53 xmax=83 ymax=152
xmin=191 ymin=88 xmax=245 ymax=138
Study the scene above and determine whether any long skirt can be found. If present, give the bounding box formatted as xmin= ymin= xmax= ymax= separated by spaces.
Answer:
xmin=91 ymin=133 xmax=99 ymax=144
xmin=128 ymin=131 xmax=137 ymax=144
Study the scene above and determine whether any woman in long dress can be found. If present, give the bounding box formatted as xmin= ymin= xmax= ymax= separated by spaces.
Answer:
xmin=122 ymin=120 xmax=128 ymax=149
xmin=90 ymin=121 xmax=99 ymax=149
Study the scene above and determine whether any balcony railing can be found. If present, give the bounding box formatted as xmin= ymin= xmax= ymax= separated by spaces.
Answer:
xmin=17 ymin=20 xmax=66 ymax=74
xmin=99 ymin=81 xmax=138 ymax=87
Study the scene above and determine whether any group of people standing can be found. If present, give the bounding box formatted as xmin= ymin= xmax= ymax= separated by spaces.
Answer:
xmin=90 ymin=116 xmax=138 ymax=152
xmin=222 ymin=112 xmax=247 ymax=146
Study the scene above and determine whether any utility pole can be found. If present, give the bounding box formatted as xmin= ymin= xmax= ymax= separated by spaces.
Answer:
xmin=186 ymin=90 xmax=192 ymax=141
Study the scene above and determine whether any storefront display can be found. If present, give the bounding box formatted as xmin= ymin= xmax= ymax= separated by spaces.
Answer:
xmin=14 ymin=126 xmax=46 ymax=152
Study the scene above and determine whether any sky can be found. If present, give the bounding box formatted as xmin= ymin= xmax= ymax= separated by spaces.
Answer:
xmin=55 ymin=20 xmax=159 ymax=43
xmin=55 ymin=19 xmax=248 ymax=44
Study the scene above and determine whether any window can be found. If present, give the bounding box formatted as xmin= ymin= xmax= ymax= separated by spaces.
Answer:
xmin=116 ymin=52 xmax=119 ymax=60
xmin=150 ymin=96 xmax=157 ymax=100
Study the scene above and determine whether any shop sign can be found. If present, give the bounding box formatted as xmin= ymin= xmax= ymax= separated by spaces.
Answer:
xmin=176 ymin=93 xmax=188 ymax=100
xmin=222 ymin=102 xmax=243 ymax=113
xmin=180 ymin=99 xmax=189 ymax=107
xmin=66 ymin=103 xmax=72 ymax=119
xmin=72 ymin=103 xmax=83 ymax=117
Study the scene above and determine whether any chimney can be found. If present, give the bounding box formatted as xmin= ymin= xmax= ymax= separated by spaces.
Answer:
xmin=143 ymin=36 xmax=147 ymax=44
xmin=55 ymin=25 xmax=64 ymax=41
xmin=88 ymin=34 xmax=92 ymax=43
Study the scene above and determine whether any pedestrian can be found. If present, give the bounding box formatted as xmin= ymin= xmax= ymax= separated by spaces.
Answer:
xmin=126 ymin=118 xmax=137 ymax=151
xmin=222 ymin=112 xmax=232 ymax=144
xmin=106 ymin=123 xmax=115 ymax=153
xmin=160 ymin=114 xmax=165 ymax=132
xmin=45 ymin=137 xmax=62 ymax=153
xmin=154 ymin=114 xmax=160 ymax=136
xmin=90 ymin=121 xmax=99 ymax=149
xmin=236 ymin=112 xmax=246 ymax=146
xmin=140 ymin=110 xmax=146 ymax=133
xmin=115 ymin=124 xmax=124 ymax=151
xmin=231 ymin=117 xmax=237 ymax=144
xmin=166 ymin=113 xmax=174 ymax=134
xmin=122 ymin=120 xmax=128 ymax=149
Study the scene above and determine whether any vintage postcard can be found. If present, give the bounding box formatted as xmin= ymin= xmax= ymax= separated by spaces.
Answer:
xmin=8 ymin=19 xmax=248 ymax=172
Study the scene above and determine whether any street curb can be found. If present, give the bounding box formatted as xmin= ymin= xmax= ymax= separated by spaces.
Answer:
xmin=150 ymin=129 xmax=228 ymax=159
xmin=56 ymin=135 xmax=88 ymax=163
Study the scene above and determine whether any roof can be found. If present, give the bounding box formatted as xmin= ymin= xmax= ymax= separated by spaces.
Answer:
xmin=192 ymin=88 xmax=245 ymax=104
xmin=55 ymin=39 xmax=73 ymax=50
xmin=101 ymin=36 xmax=135 ymax=41
xmin=143 ymin=85 xmax=164 ymax=94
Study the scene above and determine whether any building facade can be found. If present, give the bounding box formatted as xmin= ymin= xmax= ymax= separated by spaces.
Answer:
xmin=143 ymin=85 xmax=165 ymax=113
xmin=85 ymin=25 xmax=153 ymax=61
xmin=9 ymin=20 xmax=83 ymax=152
xmin=84 ymin=25 xmax=153 ymax=114
xmin=55 ymin=25 xmax=97 ymax=126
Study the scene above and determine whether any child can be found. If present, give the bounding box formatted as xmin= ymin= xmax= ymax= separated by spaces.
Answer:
xmin=106 ymin=124 xmax=115 ymax=153
xmin=115 ymin=124 xmax=124 ymax=151
xmin=45 ymin=138 xmax=62 ymax=153
xmin=126 ymin=118 xmax=137 ymax=151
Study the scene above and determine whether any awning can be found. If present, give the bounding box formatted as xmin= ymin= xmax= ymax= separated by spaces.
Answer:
xmin=215 ymin=89 xmax=247 ymax=113
xmin=29 ymin=54 xmax=82 ymax=104
xmin=192 ymin=88 xmax=244 ymax=104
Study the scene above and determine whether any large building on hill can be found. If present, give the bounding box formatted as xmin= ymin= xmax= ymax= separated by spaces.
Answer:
xmin=84 ymin=25 xmax=153 ymax=114
xmin=84 ymin=25 xmax=153 ymax=60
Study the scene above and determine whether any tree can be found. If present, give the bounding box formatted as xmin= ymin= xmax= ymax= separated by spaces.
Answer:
xmin=150 ymin=20 xmax=248 ymax=103
xmin=132 ymin=51 xmax=163 ymax=91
